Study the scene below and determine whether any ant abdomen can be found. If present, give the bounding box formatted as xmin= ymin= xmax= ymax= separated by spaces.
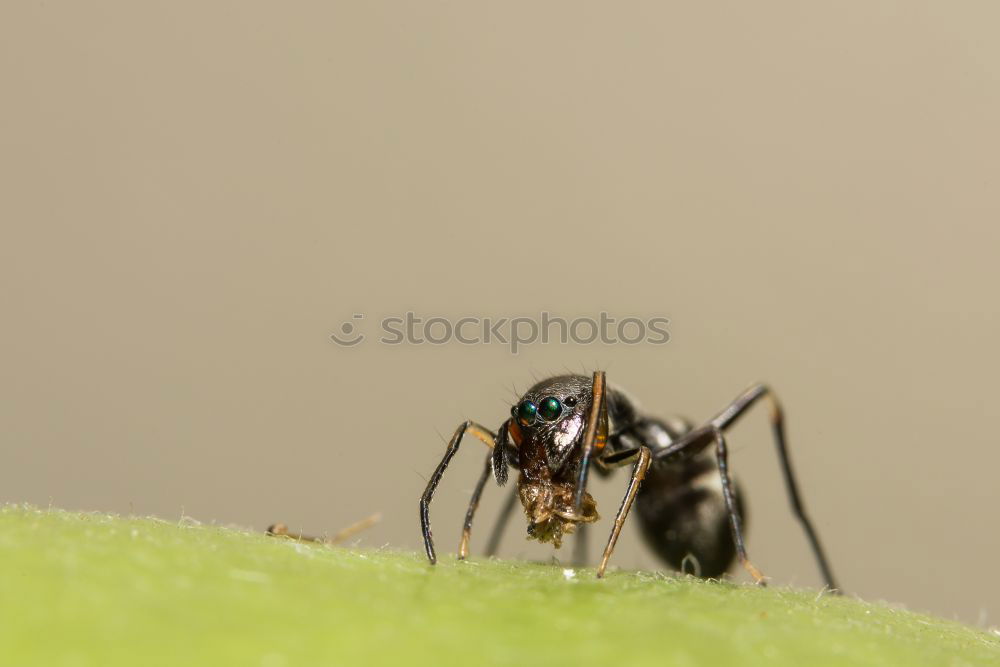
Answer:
xmin=635 ymin=451 xmax=746 ymax=578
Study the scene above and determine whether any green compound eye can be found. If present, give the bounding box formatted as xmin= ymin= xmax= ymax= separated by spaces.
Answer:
xmin=538 ymin=396 xmax=562 ymax=421
xmin=516 ymin=400 xmax=537 ymax=426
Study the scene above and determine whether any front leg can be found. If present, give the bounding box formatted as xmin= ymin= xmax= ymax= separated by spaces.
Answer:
xmin=573 ymin=371 xmax=608 ymax=514
xmin=419 ymin=421 xmax=497 ymax=565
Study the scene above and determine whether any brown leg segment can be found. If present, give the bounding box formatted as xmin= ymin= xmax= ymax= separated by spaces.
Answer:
xmin=573 ymin=371 xmax=608 ymax=515
xmin=596 ymin=446 xmax=652 ymax=578
xmin=457 ymin=424 xmax=498 ymax=559
xmin=459 ymin=451 xmax=494 ymax=559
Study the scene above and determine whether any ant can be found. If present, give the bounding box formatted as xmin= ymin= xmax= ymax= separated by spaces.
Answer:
xmin=419 ymin=372 xmax=839 ymax=590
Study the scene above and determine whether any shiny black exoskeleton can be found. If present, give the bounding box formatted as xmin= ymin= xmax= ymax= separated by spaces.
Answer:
xmin=604 ymin=393 xmax=746 ymax=578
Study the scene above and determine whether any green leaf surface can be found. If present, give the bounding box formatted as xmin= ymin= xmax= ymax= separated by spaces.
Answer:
xmin=1 ymin=505 xmax=996 ymax=666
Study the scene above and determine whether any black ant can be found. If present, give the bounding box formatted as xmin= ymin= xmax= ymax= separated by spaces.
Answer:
xmin=419 ymin=372 xmax=839 ymax=590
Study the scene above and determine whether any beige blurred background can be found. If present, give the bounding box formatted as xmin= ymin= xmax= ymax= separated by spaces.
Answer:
xmin=2 ymin=3 xmax=998 ymax=625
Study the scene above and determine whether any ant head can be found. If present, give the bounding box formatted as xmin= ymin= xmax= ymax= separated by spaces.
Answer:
xmin=508 ymin=375 xmax=593 ymax=471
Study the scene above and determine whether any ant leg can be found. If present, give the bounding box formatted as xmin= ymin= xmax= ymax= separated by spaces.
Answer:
xmin=596 ymin=446 xmax=652 ymax=578
xmin=709 ymin=385 xmax=840 ymax=592
xmin=457 ymin=425 xmax=500 ymax=559
xmin=574 ymin=371 xmax=608 ymax=514
xmin=484 ymin=485 xmax=519 ymax=557
xmin=636 ymin=420 xmax=764 ymax=586
xmin=608 ymin=428 xmax=764 ymax=584
xmin=611 ymin=428 xmax=764 ymax=583
xmin=641 ymin=385 xmax=839 ymax=591
xmin=419 ymin=421 xmax=496 ymax=565
xmin=711 ymin=427 xmax=766 ymax=585
xmin=459 ymin=450 xmax=494 ymax=560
